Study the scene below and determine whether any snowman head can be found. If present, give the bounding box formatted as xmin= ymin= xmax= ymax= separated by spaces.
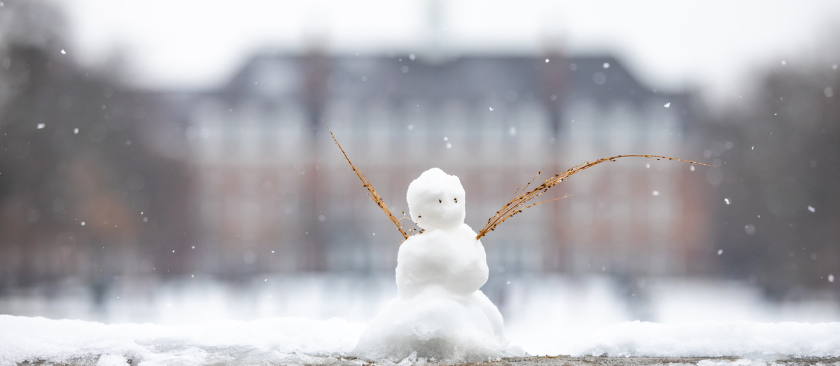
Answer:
xmin=406 ymin=168 xmax=466 ymax=231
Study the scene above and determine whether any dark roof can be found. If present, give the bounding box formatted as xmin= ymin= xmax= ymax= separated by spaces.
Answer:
xmin=222 ymin=53 xmax=687 ymax=108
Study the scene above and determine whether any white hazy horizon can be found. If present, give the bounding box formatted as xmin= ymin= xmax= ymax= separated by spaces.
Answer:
xmin=60 ymin=0 xmax=840 ymax=106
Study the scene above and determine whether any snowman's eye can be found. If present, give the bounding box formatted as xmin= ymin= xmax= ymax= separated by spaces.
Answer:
xmin=439 ymin=199 xmax=442 ymax=203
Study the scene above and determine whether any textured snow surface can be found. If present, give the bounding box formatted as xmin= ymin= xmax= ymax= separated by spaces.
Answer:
xmin=569 ymin=321 xmax=840 ymax=358
xmin=2 ymin=315 xmax=840 ymax=365
xmin=0 ymin=315 xmax=364 ymax=366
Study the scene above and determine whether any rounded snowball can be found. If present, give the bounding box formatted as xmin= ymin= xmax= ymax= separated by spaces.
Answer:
xmin=396 ymin=224 xmax=489 ymax=297
xmin=407 ymin=168 xmax=466 ymax=231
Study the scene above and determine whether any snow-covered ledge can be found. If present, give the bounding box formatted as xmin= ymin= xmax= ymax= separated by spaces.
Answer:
xmin=2 ymin=315 xmax=839 ymax=365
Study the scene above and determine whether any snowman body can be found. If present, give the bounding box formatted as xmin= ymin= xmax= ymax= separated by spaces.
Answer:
xmin=353 ymin=168 xmax=514 ymax=362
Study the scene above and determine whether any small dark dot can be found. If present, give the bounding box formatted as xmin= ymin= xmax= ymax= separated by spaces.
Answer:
xmin=439 ymin=199 xmax=442 ymax=203
xmin=454 ymin=198 xmax=458 ymax=203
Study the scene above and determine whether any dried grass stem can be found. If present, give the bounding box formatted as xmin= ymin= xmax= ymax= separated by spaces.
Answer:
xmin=476 ymin=154 xmax=709 ymax=240
xmin=325 ymin=123 xmax=409 ymax=240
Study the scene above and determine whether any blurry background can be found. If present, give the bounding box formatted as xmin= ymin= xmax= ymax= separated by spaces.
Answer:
xmin=1 ymin=0 xmax=839 ymax=351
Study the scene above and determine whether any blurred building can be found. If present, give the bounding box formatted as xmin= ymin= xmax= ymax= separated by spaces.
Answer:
xmin=162 ymin=52 xmax=713 ymax=279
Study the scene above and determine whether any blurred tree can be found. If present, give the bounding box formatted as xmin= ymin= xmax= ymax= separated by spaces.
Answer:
xmin=0 ymin=0 xmax=191 ymax=295
xmin=708 ymin=54 xmax=840 ymax=299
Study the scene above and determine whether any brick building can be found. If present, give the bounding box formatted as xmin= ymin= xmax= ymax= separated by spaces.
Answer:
xmin=167 ymin=52 xmax=713 ymax=278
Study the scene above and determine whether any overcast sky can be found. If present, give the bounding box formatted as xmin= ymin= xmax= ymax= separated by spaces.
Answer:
xmin=59 ymin=0 xmax=840 ymax=105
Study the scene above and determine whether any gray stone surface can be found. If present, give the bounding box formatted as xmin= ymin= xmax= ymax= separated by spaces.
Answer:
xmin=464 ymin=356 xmax=840 ymax=366
xmin=16 ymin=355 xmax=840 ymax=366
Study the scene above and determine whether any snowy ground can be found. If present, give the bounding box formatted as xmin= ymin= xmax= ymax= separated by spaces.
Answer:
xmin=1 ymin=274 xmax=839 ymax=365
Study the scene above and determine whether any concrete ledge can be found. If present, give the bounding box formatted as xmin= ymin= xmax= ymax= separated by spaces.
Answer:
xmin=468 ymin=356 xmax=840 ymax=366
xmin=16 ymin=355 xmax=840 ymax=366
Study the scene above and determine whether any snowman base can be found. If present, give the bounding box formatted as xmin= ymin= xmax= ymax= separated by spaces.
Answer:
xmin=353 ymin=287 xmax=524 ymax=363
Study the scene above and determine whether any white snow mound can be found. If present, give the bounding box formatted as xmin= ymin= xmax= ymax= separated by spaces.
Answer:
xmin=571 ymin=320 xmax=840 ymax=358
xmin=2 ymin=316 xmax=840 ymax=364
xmin=0 ymin=315 xmax=364 ymax=366
xmin=354 ymin=168 xmax=522 ymax=363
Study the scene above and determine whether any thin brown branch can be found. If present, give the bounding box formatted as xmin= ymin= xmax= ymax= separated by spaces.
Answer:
xmin=324 ymin=122 xmax=409 ymax=240
xmin=476 ymin=155 xmax=710 ymax=240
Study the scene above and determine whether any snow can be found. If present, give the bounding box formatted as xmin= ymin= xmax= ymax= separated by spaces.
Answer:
xmin=2 ymin=276 xmax=840 ymax=365
xmin=565 ymin=321 xmax=840 ymax=358
xmin=354 ymin=168 xmax=519 ymax=362
xmin=0 ymin=315 xmax=364 ymax=366
xmin=405 ymin=168 xmax=465 ymax=232
xmin=97 ymin=354 xmax=129 ymax=366
xmin=3 ymin=316 xmax=839 ymax=365
xmin=505 ymin=276 xmax=840 ymax=358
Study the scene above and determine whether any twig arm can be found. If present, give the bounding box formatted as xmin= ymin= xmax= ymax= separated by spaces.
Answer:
xmin=324 ymin=122 xmax=409 ymax=240
xmin=476 ymin=155 xmax=708 ymax=240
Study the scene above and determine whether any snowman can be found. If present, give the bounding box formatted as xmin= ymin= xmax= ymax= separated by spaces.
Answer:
xmin=353 ymin=168 xmax=517 ymax=362
xmin=326 ymin=124 xmax=705 ymax=362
